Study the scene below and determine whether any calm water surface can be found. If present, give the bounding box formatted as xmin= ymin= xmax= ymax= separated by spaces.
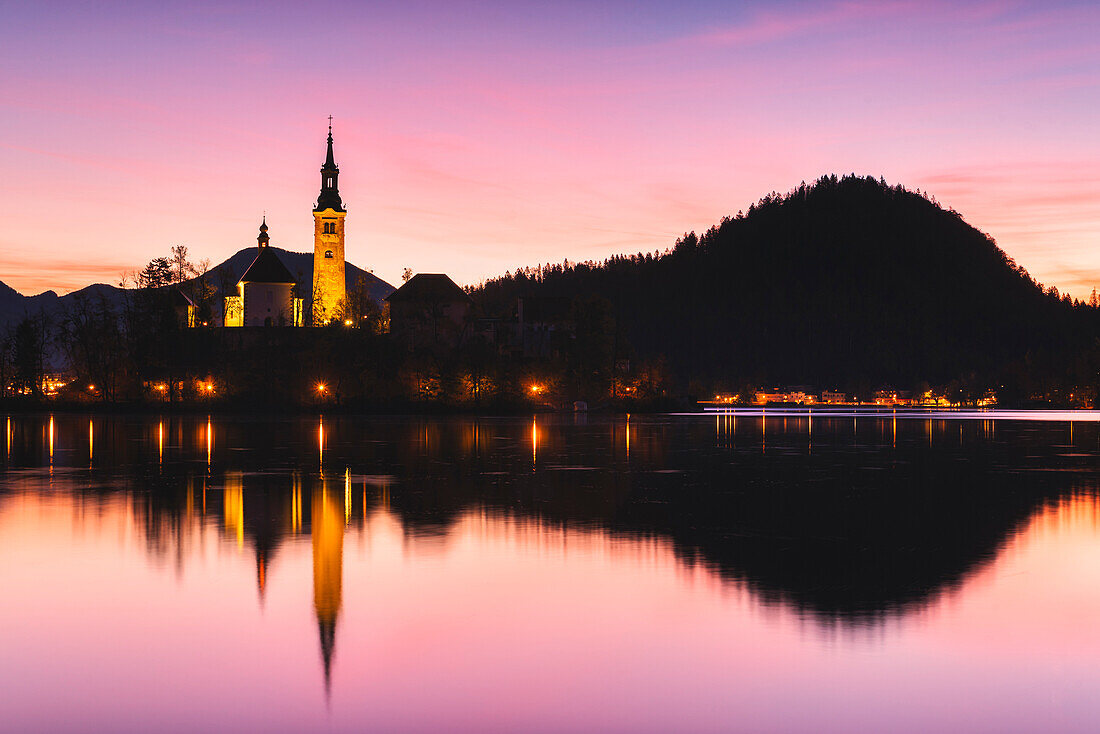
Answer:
xmin=2 ymin=412 xmax=1099 ymax=733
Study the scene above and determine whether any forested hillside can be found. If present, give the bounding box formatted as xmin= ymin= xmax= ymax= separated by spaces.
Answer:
xmin=473 ymin=175 xmax=1100 ymax=400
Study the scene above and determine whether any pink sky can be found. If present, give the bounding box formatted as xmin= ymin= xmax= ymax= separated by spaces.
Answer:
xmin=1 ymin=1 xmax=1098 ymax=297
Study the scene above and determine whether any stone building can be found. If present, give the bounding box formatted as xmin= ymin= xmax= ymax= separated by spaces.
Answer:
xmin=224 ymin=219 xmax=304 ymax=327
xmin=386 ymin=274 xmax=473 ymax=348
xmin=311 ymin=120 xmax=347 ymax=324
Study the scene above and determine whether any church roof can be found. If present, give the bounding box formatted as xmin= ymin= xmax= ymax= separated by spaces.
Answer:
xmin=170 ymin=289 xmax=195 ymax=307
xmin=386 ymin=273 xmax=472 ymax=304
xmin=314 ymin=125 xmax=345 ymax=213
xmin=239 ymin=247 xmax=296 ymax=284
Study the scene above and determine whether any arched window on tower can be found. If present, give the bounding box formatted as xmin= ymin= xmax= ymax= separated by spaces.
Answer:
xmin=327 ymin=177 xmax=333 ymax=187
xmin=325 ymin=250 xmax=334 ymax=259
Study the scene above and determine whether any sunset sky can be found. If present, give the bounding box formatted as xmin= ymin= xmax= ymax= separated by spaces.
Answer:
xmin=1 ymin=0 xmax=1098 ymax=297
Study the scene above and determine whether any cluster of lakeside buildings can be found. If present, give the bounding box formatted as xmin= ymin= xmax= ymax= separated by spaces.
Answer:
xmin=706 ymin=389 xmax=998 ymax=408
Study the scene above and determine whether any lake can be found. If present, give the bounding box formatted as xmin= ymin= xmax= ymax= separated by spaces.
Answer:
xmin=2 ymin=411 xmax=1099 ymax=733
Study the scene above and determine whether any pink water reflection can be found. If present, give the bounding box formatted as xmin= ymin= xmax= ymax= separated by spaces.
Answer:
xmin=3 ymin=476 xmax=1100 ymax=733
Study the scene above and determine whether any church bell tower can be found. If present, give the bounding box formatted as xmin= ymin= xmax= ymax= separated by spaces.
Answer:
xmin=312 ymin=117 xmax=347 ymax=324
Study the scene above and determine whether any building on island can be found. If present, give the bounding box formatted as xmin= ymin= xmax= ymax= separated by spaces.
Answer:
xmin=311 ymin=119 xmax=347 ymax=324
xmin=221 ymin=121 xmax=348 ymax=327
xmin=386 ymin=274 xmax=473 ymax=348
xmin=171 ymin=289 xmax=198 ymax=328
xmin=224 ymin=218 xmax=304 ymax=327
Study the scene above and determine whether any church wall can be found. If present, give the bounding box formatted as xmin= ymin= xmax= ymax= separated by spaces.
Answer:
xmin=243 ymin=282 xmax=295 ymax=327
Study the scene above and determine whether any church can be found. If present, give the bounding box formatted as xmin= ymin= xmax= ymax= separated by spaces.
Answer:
xmin=224 ymin=122 xmax=348 ymax=327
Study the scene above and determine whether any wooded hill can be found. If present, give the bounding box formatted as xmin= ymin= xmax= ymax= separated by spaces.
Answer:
xmin=473 ymin=175 xmax=1100 ymax=401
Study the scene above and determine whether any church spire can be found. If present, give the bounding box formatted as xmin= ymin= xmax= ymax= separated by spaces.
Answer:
xmin=315 ymin=117 xmax=345 ymax=213
xmin=325 ymin=116 xmax=336 ymax=169
xmin=257 ymin=216 xmax=270 ymax=249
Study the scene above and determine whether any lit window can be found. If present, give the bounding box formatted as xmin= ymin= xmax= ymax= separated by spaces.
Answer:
xmin=325 ymin=250 xmax=333 ymax=259
xmin=327 ymin=177 xmax=333 ymax=187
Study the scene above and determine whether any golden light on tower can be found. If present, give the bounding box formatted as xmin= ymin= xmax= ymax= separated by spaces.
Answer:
xmin=312 ymin=118 xmax=347 ymax=325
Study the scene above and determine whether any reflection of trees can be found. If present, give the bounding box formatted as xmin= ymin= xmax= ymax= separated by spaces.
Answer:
xmin=5 ymin=414 xmax=1099 ymax=627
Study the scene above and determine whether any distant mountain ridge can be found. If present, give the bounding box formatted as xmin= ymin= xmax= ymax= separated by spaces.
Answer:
xmin=0 ymin=247 xmax=395 ymax=328
xmin=210 ymin=247 xmax=394 ymax=304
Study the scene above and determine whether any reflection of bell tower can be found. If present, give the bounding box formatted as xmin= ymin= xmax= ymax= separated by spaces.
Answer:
xmin=312 ymin=479 xmax=344 ymax=695
xmin=311 ymin=117 xmax=347 ymax=324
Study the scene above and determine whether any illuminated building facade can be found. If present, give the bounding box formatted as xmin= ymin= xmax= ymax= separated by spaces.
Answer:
xmin=224 ymin=219 xmax=304 ymax=327
xmin=311 ymin=120 xmax=347 ymax=324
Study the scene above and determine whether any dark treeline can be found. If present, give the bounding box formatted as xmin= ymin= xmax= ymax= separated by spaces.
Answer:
xmin=3 ymin=175 xmax=1098 ymax=409
xmin=473 ymin=174 xmax=1100 ymax=404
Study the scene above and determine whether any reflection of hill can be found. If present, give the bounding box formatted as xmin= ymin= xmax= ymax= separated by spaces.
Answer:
xmin=609 ymin=453 xmax=1067 ymax=619
xmin=333 ymin=417 xmax=1097 ymax=621
xmin=367 ymin=452 xmax=1078 ymax=622
xmin=3 ymin=414 xmax=1097 ymax=626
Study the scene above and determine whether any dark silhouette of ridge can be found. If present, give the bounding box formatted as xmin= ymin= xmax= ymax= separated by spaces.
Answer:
xmin=0 ymin=247 xmax=394 ymax=328
xmin=474 ymin=174 xmax=1100 ymax=394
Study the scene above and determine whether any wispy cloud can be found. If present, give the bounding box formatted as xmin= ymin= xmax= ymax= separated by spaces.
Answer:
xmin=667 ymin=1 xmax=1009 ymax=49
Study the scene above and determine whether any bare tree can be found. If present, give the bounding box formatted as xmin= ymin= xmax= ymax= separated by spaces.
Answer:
xmin=170 ymin=244 xmax=196 ymax=284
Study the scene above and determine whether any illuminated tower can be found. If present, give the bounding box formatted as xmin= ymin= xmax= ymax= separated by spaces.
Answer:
xmin=312 ymin=479 xmax=344 ymax=695
xmin=311 ymin=118 xmax=347 ymax=324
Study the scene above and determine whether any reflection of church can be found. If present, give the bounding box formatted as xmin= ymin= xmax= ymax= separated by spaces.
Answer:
xmin=312 ymin=478 xmax=344 ymax=692
xmin=224 ymin=122 xmax=348 ymax=327
xmin=213 ymin=469 xmax=346 ymax=695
